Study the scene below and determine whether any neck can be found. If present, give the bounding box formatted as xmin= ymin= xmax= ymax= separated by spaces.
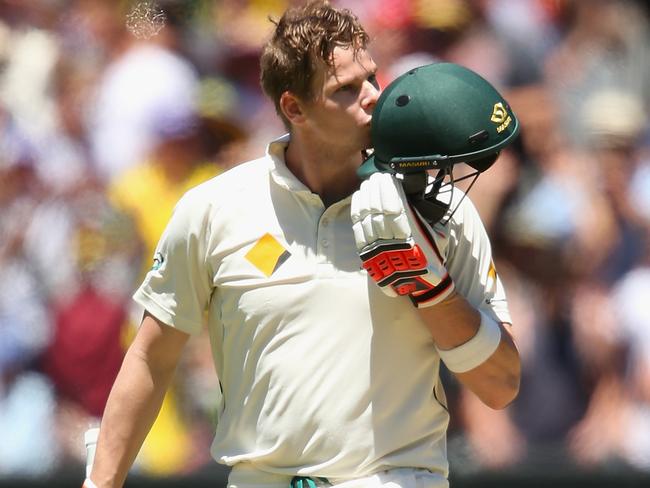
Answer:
xmin=284 ymin=133 xmax=363 ymax=206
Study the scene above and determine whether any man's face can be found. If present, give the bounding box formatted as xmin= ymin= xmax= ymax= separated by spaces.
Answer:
xmin=301 ymin=45 xmax=380 ymax=152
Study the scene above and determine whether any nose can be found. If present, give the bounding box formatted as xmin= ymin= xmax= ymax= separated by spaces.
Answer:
xmin=361 ymin=80 xmax=381 ymax=111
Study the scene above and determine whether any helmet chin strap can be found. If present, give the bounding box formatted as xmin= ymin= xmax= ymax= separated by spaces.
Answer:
xmin=400 ymin=170 xmax=450 ymax=225
xmin=399 ymin=167 xmax=481 ymax=226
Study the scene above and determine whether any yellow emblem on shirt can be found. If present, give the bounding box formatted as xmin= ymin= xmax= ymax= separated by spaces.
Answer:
xmin=487 ymin=259 xmax=498 ymax=293
xmin=245 ymin=233 xmax=291 ymax=277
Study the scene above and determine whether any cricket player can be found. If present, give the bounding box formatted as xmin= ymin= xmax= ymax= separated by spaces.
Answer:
xmin=83 ymin=1 xmax=520 ymax=487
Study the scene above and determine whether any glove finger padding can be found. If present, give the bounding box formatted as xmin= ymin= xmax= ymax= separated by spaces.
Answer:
xmin=351 ymin=173 xmax=410 ymax=249
xmin=371 ymin=213 xmax=390 ymax=240
xmin=351 ymin=179 xmax=374 ymax=245
xmin=351 ymin=173 xmax=454 ymax=307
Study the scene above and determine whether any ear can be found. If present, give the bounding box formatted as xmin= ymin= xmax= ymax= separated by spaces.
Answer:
xmin=280 ymin=91 xmax=307 ymax=126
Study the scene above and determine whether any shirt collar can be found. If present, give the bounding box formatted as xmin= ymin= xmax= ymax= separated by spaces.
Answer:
xmin=265 ymin=134 xmax=354 ymax=207
xmin=266 ymin=133 xmax=312 ymax=193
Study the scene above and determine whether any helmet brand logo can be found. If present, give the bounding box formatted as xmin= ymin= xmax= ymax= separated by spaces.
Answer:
xmin=491 ymin=102 xmax=512 ymax=133
xmin=491 ymin=102 xmax=508 ymax=123
xmin=392 ymin=161 xmax=434 ymax=170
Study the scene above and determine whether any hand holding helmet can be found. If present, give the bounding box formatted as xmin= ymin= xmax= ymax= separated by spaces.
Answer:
xmin=352 ymin=62 xmax=520 ymax=305
xmin=351 ymin=173 xmax=454 ymax=307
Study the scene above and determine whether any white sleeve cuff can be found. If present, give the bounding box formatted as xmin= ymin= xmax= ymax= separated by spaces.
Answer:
xmin=436 ymin=310 xmax=502 ymax=373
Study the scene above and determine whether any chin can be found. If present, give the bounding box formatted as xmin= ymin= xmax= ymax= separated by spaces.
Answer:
xmin=356 ymin=128 xmax=371 ymax=148
xmin=361 ymin=135 xmax=372 ymax=151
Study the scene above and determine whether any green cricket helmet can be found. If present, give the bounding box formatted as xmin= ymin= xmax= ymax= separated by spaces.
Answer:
xmin=358 ymin=62 xmax=519 ymax=180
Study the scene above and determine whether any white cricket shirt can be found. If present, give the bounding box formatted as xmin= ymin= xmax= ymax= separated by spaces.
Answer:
xmin=133 ymin=134 xmax=511 ymax=479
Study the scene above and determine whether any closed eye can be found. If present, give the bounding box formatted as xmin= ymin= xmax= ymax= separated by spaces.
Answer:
xmin=334 ymin=72 xmax=378 ymax=94
xmin=337 ymin=84 xmax=356 ymax=93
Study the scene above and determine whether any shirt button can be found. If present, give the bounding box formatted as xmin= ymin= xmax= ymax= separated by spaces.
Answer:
xmin=321 ymin=239 xmax=329 ymax=248
xmin=321 ymin=218 xmax=329 ymax=227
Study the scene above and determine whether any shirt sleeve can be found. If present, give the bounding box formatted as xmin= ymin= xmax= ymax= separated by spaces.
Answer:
xmin=443 ymin=193 xmax=512 ymax=325
xmin=133 ymin=189 xmax=214 ymax=335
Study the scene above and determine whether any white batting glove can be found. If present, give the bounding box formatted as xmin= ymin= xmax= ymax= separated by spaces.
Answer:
xmin=351 ymin=173 xmax=454 ymax=307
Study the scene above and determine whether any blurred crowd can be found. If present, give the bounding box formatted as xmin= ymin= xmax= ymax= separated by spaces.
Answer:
xmin=1 ymin=0 xmax=650 ymax=480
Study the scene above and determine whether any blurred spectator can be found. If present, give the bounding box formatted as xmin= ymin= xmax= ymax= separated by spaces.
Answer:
xmin=30 ymin=57 xmax=96 ymax=195
xmin=567 ymin=280 xmax=626 ymax=467
xmin=544 ymin=0 xmax=650 ymax=148
xmin=610 ymin=245 xmax=650 ymax=470
xmin=0 ymin=5 xmax=59 ymax=149
xmin=577 ymin=89 xmax=648 ymax=282
xmin=86 ymin=0 xmax=201 ymax=182
xmin=0 ymin=141 xmax=58 ymax=477
xmin=564 ymin=86 xmax=650 ymax=469
xmin=39 ymin=177 xmax=141 ymax=468
xmin=109 ymin=82 xmax=246 ymax=270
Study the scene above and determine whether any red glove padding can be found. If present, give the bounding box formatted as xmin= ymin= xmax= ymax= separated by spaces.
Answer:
xmin=359 ymin=240 xmax=453 ymax=306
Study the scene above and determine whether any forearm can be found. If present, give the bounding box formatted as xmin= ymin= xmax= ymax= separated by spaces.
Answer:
xmin=89 ymin=314 xmax=189 ymax=488
xmin=349 ymin=173 xmax=520 ymax=408
xmin=90 ymin=346 xmax=175 ymax=487
xmin=420 ymin=291 xmax=521 ymax=409
xmin=454 ymin=324 xmax=520 ymax=409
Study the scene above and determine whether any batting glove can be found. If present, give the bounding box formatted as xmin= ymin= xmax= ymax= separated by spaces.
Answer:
xmin=351 ymin=173 xmax=454 ymax=307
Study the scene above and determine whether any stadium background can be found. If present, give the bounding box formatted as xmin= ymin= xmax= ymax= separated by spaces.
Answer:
xmin=1 ymin=0 xmax=650 ymax=486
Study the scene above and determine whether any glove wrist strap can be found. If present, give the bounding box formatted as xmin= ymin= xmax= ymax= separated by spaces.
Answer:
xmin=409 ymin=274 xmax=454 ymax=308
